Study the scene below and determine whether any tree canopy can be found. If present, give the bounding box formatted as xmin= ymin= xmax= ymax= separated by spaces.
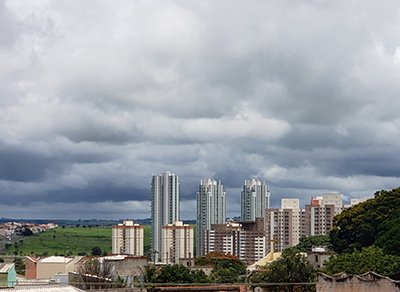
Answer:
xmin=330 ymin=187 xmax=400 ymax=255
xmin=195 ymin=252 xmax=246 ymax=283
xmin=322 ymin=246 xmax=400 ymax=277
xmin=142 ymin=264 xmax=211 ymax=284
xmin=295 ymin=235 xmax=332 ymax=252
xmin=250 ymin=248 xmax=315 ymax=285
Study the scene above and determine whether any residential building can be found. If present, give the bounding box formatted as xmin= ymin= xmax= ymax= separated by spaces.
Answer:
xmin=0 ymin=263 xmax=16 ymax=288
xmin=304 ymin=194 xmax=343 ymax=237
xmin=196 ymin=179 xmax=226 ymax=256
xmin=151 ymin=171 xmax=180 ymax=261
xmin=307 ymin=246 xmax=335 ymax=269
xmin=25 ymin=256 xmax=82 ymax=280
xmin=265 ymin=199 xmax=301 ymax=253
xmin=344 ymin=197 xmax=372 ymax=208
xmin=241 ymin=179 xmax=270 ymax=222
xmin=112 ymin=220 xmax=144 ymax=256
xmin=203 ymin=219 xmax=266 ymax=265
xmin=161 ymin=221 xmax=194 ymax=264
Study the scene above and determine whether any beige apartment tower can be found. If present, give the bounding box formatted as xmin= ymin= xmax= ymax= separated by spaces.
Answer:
xmin=203 ymin=219 xmax=266 ymax=265
xmin=265 ymin=198 xmax=301 ymax=253
xmin=161 ymin=221 xmax=194 ymax=264
xmin=112 ymin=220 xmax=144 ymax=256
xmin=303 ymin=194 xmax=343 ymax=237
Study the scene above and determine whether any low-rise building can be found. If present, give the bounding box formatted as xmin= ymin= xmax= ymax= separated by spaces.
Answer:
xmin=307 ymin=246 xmax=335 ymax=269
xmin=0 ymin=263 xmax=16 ymax=288
xmin=25 ymin=256 xmax=82 ymax=280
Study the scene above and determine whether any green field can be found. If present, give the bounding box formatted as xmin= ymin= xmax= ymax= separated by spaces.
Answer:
xmin=5 ymin=226 xmax=151 ymax=257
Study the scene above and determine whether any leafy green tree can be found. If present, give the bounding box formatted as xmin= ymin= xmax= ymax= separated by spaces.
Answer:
xmin=374 ymin=216 xmax=400 ymax=256
xmin=191 ymin=269 xmax=211 ymax=283
xmin=142 ymin=264 xmax=211 ymax=284
xmin=196 ymin=252 xmax=246 ymax=283
xmin=250 ymin=249 xmax=315 ymax=286
xmin=296 ymin=235 xmax=332 ymax=252
xmin=91 ymin=246 xmax=102 ymax=256
xmin=142 ymin=266 xmax=157 ymax=283
xmin=154 ymin=264 xmax=194 ymax=283
xmin=13 ymin=257 xmax=25 ymax=275
xmin=323 ymin=246 xmax=400 ymax=276
xmin=330 ymin=188 xmax=400 ymax=254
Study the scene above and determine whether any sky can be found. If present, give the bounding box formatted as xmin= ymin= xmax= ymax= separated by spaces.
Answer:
xmin=1 ymin=0 xmax=400 ymax=220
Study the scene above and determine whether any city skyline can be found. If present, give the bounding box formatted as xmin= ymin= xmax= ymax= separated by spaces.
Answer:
xmin=1 ymin=1 xmax=400 ymax=219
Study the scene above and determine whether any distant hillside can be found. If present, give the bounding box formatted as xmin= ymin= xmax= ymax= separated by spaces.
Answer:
xmin=0 ymin=218 xmax=152 ymax=226
xmin=330 ymin=187 xmax=400 ymax=255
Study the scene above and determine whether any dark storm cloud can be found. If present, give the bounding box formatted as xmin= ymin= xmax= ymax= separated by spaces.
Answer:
xmin=1 ymin=0 xmax=400 ymax=218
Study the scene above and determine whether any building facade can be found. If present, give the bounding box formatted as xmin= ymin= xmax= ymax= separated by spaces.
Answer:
xmin=112 ymin=220 xmax=144 ymax=256
xmin=203 ymin=219 xmax=266 ymax=265
xmin=265 ymin=198 xmax=301 ymax=253
xmin=151 ymin=171 xmax=180 ymax=261
xmin=241 ymin=179 xmax=270 ymax=222
xmin=196 ymin=179 xmax=226 ymax=256
xmin=303 ymin=194 xmax=343 ymax=237
xmin=161 ymin=221 xmax=194 ymax=264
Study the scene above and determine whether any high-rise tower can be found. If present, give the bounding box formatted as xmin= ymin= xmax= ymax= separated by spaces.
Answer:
xmin=241 ymin=179 xmax=270 ymax=222
xmin=151 ymin=171 xmax=180 ymax=261
xmin=196 ymin=179 xmax=226 ymax=256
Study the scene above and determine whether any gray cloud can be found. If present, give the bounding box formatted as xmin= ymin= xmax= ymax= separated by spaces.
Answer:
xmin=1 ymin=0 xmax=400 ymax=219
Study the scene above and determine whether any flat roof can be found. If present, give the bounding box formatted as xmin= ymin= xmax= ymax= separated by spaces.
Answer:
xmin=0 ymin=263 xmax=14 ymax=273
xmin=40 ymin=256 xmax=74 ymax=264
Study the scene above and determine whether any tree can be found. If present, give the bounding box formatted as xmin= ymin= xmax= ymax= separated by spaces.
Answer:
xmin=74 ymin=258 xmax=116 ymax=289
xmin=14 ymin=257 xmax=25 ymax=275
xmin=330 ymin=188 xmax=400 ymax=254
xmin=21 ymin=228 xmax=33 ymax=236
xmin=196 ymin=252 xmax=246 ymax=283
xmin=250 ymin=249 xmax=315 ymax=289
xmin=296 ymin=235 xmax=332 ymax=252
xmin=374 ymin=216 xmax=400 ymax=256
xmin=322 ymin=246 xmax=400 ymax=277
xmin=91 ymin=246 xmax=102 ymax=256
xmin=153 ymin=264 xmax=194 ymax=283
xmin=141 ymin=264 xmax=211 ymax=284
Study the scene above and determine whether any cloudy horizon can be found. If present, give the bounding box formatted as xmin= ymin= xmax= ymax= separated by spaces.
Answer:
xmin=1 ymin=0 xmax=400 ymax=220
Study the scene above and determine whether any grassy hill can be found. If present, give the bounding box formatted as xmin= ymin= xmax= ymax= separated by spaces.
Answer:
xmin=4 ymin=225 xmax=151 ymax=256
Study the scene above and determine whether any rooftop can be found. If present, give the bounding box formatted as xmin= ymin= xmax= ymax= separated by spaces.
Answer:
xmin=0 ymin=263 xmax=15 ymax=273
xmin=40 ymin=257 xmax=74 ymax=264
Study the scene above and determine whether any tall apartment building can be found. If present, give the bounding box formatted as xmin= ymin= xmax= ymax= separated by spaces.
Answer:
xmin=203 ymin=219 xmax=266 ymax=265
xmin=112 ymin=220 xmax=144 ymax=256
xmin=241 ymin=179 xmax=270 ymax=222
xmin=196 ymin=179 xmax=226 ymax=256
xmin=265 ymin=199 xmax=301 ymax=253
xmin=161 ymin=221 xmax=194 ymax=264
xmin=151 ymin=171 xmax=180 ymax=261
xmin=303 ymin=193 xmax=343 ymax=237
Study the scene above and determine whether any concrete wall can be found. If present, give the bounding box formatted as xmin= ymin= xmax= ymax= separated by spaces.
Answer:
xmin=25 ymin=257 xmax=37 ymax=279
xmin=317 ymin=272 xmax=400 ymax=292
xmin=106 ymin=257 xmax=148 ymax=277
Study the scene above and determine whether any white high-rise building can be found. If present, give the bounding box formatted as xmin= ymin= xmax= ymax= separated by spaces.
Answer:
xmin=161 ymin=221 xmax=194 ymax=264
xmin=241 ymin=179 xmax=270 ymax=222
xmin=112 ymin=220 xmax=144 ymax=256
xmin=196 ymin=179 xmax=226 ymax=256
xmin=151 ymin=171 xmax=180 ymax=261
